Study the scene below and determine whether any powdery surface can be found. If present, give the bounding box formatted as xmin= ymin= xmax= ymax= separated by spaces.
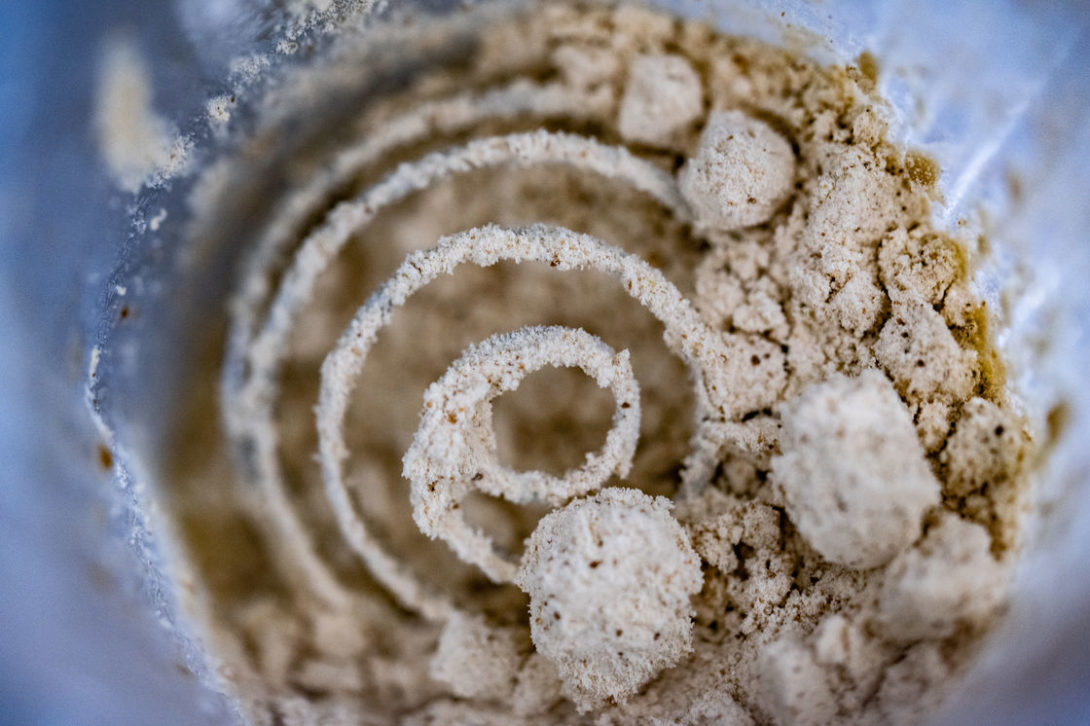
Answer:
xmin=772 ymin=370 xmax=940 ymax=569
xmin=680 ymin=111 xmax=796 ymax=232
xmin=516 ymin=489 xmax=701 ymax=710
xmin=161 ymin=4 xmax=1034 ymax=725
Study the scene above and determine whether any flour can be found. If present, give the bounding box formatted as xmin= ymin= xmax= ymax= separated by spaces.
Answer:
xmin=680 ymin=111 xmax=797 ymax=232
xmin=516 ymin=488 xmax=701 ymax=709
xmin=772 ymin=370 xmax=941 ymax=569
xmin=164 ymin=3 xmax=1032 ymax=725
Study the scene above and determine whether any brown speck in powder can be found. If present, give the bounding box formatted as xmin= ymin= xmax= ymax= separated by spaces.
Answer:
xmin=97 ymin=445 xmax=114 ymax=470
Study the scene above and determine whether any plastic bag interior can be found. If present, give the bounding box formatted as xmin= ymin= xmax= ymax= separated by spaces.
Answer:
xmin=1 ymin=1 xmax=1088 ymax=724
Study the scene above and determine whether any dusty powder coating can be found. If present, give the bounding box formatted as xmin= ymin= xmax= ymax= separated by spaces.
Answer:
xmin=159 ymin=3 xmax=1032 ymax=724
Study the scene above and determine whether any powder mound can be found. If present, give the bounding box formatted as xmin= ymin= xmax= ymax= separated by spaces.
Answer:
xmin=618 ymin=53 xmax=703 ymax=147
xmin=679 ymin=110 xmax=796 ymax=231
xmin=772 ymin=370 xmax=940 ymax=569
xmin=175 ymin=3 xmax=1032 ymax=723
xmin=877 ymin=512 xmax=1008 ymax=642
xmin=515 ymin=488 xmax=702 ymax=710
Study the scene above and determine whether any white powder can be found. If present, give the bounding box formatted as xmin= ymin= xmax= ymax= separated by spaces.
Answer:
xmin=772 ymin=370 xmax=940 ymax=569
xmin=516 ymin=488 xmax=701 ymax=709
xmin=161 ymin=4 xmax=1032 ymax=725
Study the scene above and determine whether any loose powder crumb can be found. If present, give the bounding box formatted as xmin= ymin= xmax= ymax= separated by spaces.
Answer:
xmin=163 ymin=3 xmax=1033 ymax=725
xmin=429 ymin=611 xmax=526 ymax=700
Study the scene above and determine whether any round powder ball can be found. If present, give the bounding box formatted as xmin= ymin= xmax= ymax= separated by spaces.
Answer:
xmin=679 ymin=110 xmax=796 ymax=231
xmin=618 ymin=53 xmax=704 ymax=147
xmin=515 ymin=488 xmax=702 ymax=710
xmin=771 ymin=370 xmax=940 ymax=569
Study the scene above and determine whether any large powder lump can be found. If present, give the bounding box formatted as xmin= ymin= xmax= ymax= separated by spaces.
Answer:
xmin=515 ymin=488 xmax=702 ymax=709
xmin=679 ymin=110 xmax=796 ymax=231
xmin=772 ymin=370 xmax=940 ymax=569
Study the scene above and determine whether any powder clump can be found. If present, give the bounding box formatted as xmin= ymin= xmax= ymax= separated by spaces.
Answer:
xmin=876 ymin=512 xmax=1008 ymax=641
xmin=429 ymin=612 xmax=525 ymax=700
xmin=515 ymin=488 xmax=702 ymax=710
xmin=94 ymin=37 xmax=191 ymax=192
xmin=876 ymin=299 xmax=978 ymax=404
xmin=680 ymin=110 xmax=796 ymax=231
xmin=772 ymin=370 xmax=940 ymax=569
xmin=941 ymin=397 xmax=1029 ymax=497
xmin=618 ymin=53 xmax=704 ymax=147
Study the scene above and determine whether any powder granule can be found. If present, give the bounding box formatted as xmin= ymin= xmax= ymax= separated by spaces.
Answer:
xmin=772 ymin=370 xmax=940 ymax=569
xmin=878 ymin=227 xmax=962 ymax=306
xmin=293 ymin=657 xmax=364 ymax=694
xmin=515 ymin=488 xmax=702 ymax=710
xmin=552 ymin=44 xmax=621 ymax=90
xmin=876 ymin=512 xmax=1008 ymax=642
xmin=618 ymin=53 xmax=703 ymax=147
xmin=679 ymin=488 xmax=794 ymax=614
xmin=511 ymin=654 xmax=564 ymax=717
xmin=679 ymin=111 xmax=796 ymax=231
xmin=810 ymin=613 xmax=887 ymax=696
xmin=915 ymin=399 xmax=955 ymax=453
xmin=874 ymin=643 xmax=947 ymax=726
xmin=806 ymin=145 xmax=904 ymax=247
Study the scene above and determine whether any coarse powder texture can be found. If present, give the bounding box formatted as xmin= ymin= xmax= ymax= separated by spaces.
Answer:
xmin=161 ymin=3 xmax=1033 ymax=725
xmin=516 ymin=488 xmax=702 ymax=710
xmin=679 ymin=110 xmax=797 ymax=232
xmin=772 ymin=370 xmax=941 ymax=570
